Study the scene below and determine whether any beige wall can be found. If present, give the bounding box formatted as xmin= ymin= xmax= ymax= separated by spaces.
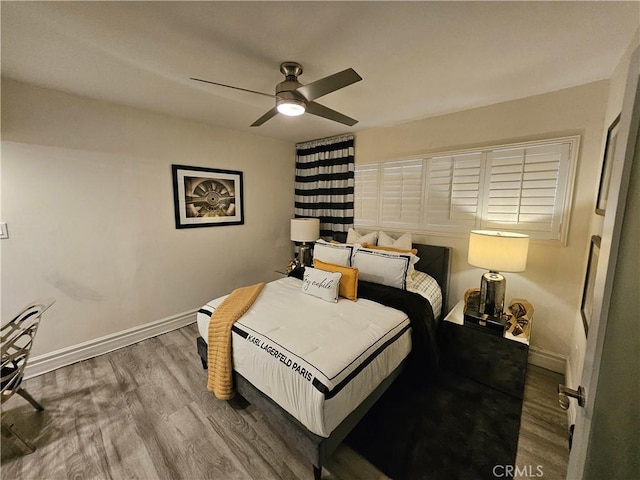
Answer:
xmin=567 ymin=33 xmax=640 ymax=385
xmin=1 ymin=79 xmax=294 ymax=357
xmin=354 ymin=81 xmax=610 ymax=366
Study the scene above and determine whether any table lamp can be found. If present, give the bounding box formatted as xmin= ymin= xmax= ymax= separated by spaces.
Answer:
xmin=290 ymin=218 xmax=320 ymax=267
xmin=467 ymin=230 xmax=529 ymax=318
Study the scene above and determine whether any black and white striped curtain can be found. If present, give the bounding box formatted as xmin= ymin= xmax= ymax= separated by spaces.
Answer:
xmin=294 ymin=135 xmax=355 ymax=239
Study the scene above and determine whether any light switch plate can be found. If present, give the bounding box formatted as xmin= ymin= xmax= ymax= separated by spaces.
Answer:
xmin=0 ymin=223 xmax=8 ymax=239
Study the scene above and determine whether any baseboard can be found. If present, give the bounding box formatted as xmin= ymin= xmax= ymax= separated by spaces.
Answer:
xmin=24 ymin=309 xmax=197 ymax=379
xmin=528 ymin=346 xmax=566 ymax=374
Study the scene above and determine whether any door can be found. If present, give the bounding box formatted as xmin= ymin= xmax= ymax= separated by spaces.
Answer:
xmin=566 ymin=46 xmax=639 ymax=478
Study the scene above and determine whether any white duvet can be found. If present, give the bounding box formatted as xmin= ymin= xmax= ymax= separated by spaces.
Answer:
xmin=197 ymin=277 xmax=412 ymax=437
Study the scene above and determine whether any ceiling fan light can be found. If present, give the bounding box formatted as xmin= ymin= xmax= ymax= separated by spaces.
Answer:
xmin=276 ymin=98 xmax=306 ymax=116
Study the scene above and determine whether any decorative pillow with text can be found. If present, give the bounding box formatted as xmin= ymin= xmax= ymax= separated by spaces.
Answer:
xmin=302 ymin=267 xmax=342 ymax=303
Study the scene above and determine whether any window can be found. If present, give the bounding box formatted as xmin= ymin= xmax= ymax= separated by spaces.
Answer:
xmin=354 ymin=136 xmax=579 ymax=243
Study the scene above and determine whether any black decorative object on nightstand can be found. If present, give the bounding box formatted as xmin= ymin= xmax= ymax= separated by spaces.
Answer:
xmin=439 ymin=300 xmax=532 ymax=399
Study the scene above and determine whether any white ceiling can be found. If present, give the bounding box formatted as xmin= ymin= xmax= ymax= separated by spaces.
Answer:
xmin=2 ymin=1 xmax=639 ymax=144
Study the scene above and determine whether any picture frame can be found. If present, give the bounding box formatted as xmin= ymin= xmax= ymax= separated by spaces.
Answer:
xmin=580 ymin=235 xmax=601 ymax=336
xmin=595 ymin=114 xmax=621 ymax=215
xmin=172 ymin=164 xmax=244 ymax=229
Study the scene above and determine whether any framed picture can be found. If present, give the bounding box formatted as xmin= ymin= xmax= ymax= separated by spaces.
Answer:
xmin=172 ymin=164 xmax=244 ymax=229
xmin=580 ymin=235 xmax=601 ymax=336
xmin=595 ymin=114 xmax=621 ymax=215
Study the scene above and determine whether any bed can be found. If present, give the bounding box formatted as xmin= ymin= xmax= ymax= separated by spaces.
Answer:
xmin=196 ymin=242 xmax=450 ymax=479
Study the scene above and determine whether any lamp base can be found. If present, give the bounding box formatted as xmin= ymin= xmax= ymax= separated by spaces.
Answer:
xmin=297 ymin=243 xmax=313 ymax=267
xmin=480 ymin=271 xmax=506 ymax=318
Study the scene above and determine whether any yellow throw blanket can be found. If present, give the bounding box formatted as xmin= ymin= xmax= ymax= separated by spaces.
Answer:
xmin=207 ymin=282 xmax=265 ymax=400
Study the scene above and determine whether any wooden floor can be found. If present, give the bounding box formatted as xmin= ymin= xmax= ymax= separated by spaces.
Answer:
xmin=1 ymin=324 xmax=569 ymax=479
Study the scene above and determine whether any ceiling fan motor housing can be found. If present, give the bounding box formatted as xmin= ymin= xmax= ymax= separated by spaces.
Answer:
xmin=276 ymin=87 xmax=306 ymax=102
xmin=276 ymin=62 xmax=306 ymax=105
xmin=276 ymin=63 xmax=307 ymax=114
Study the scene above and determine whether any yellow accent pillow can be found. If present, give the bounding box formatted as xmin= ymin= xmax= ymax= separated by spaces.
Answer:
xmin=362 ymin=243 xmax=418 ymax=255
xmin=313 ymin=259 xmax=359 ymax=301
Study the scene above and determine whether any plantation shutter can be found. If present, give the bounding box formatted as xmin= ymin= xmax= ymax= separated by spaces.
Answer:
xmin=354 ymin=164 xmax=380 ymax=227
xmin=425 ymin=152 xmax=483 ymax=232
xmin=380 ymin=160 xmax=423 ymax=228
xmin=481 ymin=141 xmax=571 ymax=240
xmin=351 ymin=136 xmax=577 ymax=243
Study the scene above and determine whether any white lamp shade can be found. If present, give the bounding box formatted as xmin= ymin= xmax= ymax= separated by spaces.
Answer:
xmin=290 ymin=218 xmax=320 ymax=242
xmin=468 ymin=230 xmax=529 ymax=272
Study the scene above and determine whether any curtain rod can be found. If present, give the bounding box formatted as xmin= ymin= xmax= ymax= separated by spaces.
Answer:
xmin=296 ymin=132 xmax=355 ymax=148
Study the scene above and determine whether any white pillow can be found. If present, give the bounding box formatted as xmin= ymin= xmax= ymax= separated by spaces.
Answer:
xmin=378 ymin=231 xmax=412 ymax=250
xmin=313 ymin=239 xmax=354 ymax=266
xmin=346 ymin=228 xmax=378 ymax=245
xmin=352 ymin=249 xmax=418 ymax=290
xmin=302 ymin=267 xmax=342 ymax=303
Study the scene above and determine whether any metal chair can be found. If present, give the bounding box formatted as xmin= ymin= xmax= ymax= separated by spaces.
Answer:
xmin=1 ymin=299 xmax=54 ymax=453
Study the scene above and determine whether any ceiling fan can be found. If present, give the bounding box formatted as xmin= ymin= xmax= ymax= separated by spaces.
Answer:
xmin=191 ymin=62 xmax=362 ymax=127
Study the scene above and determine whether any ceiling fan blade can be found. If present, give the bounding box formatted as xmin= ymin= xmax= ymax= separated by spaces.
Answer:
xmin=306 ymin=101 xmax=358 ymax=126
xmin=296 ymin=68 xmax=362 ymax=102
xmin=190 ymin=77 xmax=276 ymax=99
xmin=251 ymin=107 xmax=279 ymax=127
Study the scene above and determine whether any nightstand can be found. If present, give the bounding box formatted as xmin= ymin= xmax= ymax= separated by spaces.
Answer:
xmin=439 ymin=299 xmax=532 ymax=399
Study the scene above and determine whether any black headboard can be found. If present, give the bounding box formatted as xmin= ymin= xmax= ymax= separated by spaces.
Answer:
xmin=333 ymin=232 xmax=348 ymax=243
xmin=332 ymin=233 xmax=451 ymax=317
